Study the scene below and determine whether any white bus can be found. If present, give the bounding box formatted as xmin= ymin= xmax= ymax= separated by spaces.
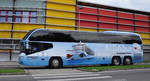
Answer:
xmin=19 ymin=29 xmax=143 ymax=68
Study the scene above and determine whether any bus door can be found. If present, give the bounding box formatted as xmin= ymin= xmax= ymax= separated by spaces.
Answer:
xmin=27 ymin=42 xmax=53 ymax=64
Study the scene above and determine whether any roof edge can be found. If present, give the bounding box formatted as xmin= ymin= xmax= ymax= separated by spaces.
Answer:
xmin=78 ymin=1 xmax=150 ymax=15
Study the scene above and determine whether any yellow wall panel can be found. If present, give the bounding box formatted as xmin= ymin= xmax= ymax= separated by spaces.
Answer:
xmin=77 ymin=28 xmax=97 ymax=32
xmin=14 ymin=24 xmax=44 ymax=31
xmin=46 ymin=0 xmax=76 ymax=31
xmin=143 ymin=39 xmax=150 ymax=45
xmin=0 ymin=31 xmax=11 ymax=38
xmin=46 ymin=18 xmax=75 ymax=26
xmin=46 ymin=25 xmax=75 ymax=30
xmin=47 ymin=3 xmax=75 ymax=11
xmin=138 ymin=33 xmax=150 ymax=38
xmin=47 ymin=10 xmax=75 ymax=18
xmin=0 ymin=23 xmax=12 ymax=30
xmin=13 ymin=32 xmax=28 ymax=39
xmin=47 ymin=0 xmax=76 ymax=5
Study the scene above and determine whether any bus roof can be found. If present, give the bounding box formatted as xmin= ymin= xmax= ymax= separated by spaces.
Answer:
xmin=24 ymin=29 xmax=142 ymax=44
xmin=33 ymin=29 xmax=140 ymax=37
xmin=103 ymin=31 xmax=140 ymax=36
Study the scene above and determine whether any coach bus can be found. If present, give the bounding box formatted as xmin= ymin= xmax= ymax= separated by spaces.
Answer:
xmin=18 ymin=29 xmax=143 ymax=68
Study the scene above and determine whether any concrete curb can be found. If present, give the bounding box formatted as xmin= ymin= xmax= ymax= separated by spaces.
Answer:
xmin=0 ymin=61 xmax=30 ymax=75
xmin=77 ymin=67 xmax=150 ymax=72
xmin=0 ymin=72 xmax=28 ymax=75
xmin=77 ymin=63 xmax=150 ymax=72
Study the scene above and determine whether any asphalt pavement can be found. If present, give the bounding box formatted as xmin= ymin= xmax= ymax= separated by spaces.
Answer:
xmin=23 ymin=67 xmax=150 ymax=81
xmin=0 ymin=62 xmax=150 ymax=81
xmin=0 ymin=67 xmax=150 ymax=81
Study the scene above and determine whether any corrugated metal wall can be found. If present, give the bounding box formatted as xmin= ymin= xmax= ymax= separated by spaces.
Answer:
xmin=0 ymin=0 xmax=150 ymax=45
xmin=76 ymin=4 xmax=150 ymax=45
xmin=46 ymin=0 xmax=76 ymax=30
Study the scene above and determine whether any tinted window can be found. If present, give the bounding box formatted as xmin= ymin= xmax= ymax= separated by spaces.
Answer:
xmin=25 ymin=42 xmax=53 ymax=55
xmin=71 ymin=32 xmax=99 ymax=43
xmin=123 ymin=35 xmax=142 ymax=44
xmin=29 ymin=30 xmax=142 ymax=44
xmin=29 ymin=30 xmax=76 ymax=42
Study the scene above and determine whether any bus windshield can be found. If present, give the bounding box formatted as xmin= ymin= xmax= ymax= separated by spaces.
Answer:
xmin=21 ymin=41 xmax=53 ymax=55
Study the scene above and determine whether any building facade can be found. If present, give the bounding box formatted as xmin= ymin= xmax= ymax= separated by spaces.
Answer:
xmin=0 ymin=0 xmax=150 ymax=45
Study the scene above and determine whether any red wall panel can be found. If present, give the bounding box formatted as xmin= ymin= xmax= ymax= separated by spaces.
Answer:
xmin=77 ymin=6 xmax=97 ymax=14
xmin=135 ymin=21 xmax=149 ymax=26
xmin=77 ymin=13 xmax=97 ymax=21
xmin=99 ymin=23 xmax=116 ymax=29
xmin=99 ymin=16 xmax=116 ymax=23
xmin=135 ymin=27 xmax=149 ymax=32
xmin=135 ymin=14 xmax=149 ymax=21
xmin=77 ymin=20 xmax=97 ymax=28
xmin=118 ymin=19 xmax=133 ymax=25
xmin=99 ymin=9 xmax=116 ymax=17
xmin=118 ymin=12 xmax=133 ymax=19
xmin=76 ymin=6 xmax=150 ymax=33
xmin=118 ymin=25 xmax=134 ymax=31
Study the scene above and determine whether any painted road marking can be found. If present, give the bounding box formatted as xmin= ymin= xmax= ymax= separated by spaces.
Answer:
xmin=98 ymin=68 xmax=150 ymax=74
xmin=32 ymin=72 xmax=95 ymax=77
xmin=39 ymin=76 xmax=112 ymax=81
xmin=0 ymin=75 xmax=29 ymax=78
xmin=32 ymin=71 xmax=111 ymax=81
xmin=34 ymin=73 xmax=101 ymax=79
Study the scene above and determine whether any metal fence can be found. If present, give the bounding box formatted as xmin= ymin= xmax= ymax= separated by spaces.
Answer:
xmin=0 ymin=44 xmax=20 ymax=61
xmin=143 ymin=45 xmax=150 ymax=61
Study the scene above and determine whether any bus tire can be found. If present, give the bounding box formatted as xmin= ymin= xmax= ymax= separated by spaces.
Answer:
xmin=124 ymin=57 xmax=132 ymax=65
xmin=49 ymin=58 xmax=62 ymax=68
xmin=112 ymin=57 xmax=121 ymax=66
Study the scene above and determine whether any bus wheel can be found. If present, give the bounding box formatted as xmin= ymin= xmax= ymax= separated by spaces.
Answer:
xmin=124 ymin=57 xmax=132 ymax=65
xmin=112 ymin=57 xmax=121 ymax=66
xmin=49 ymin=58 xmax=62 ymax=68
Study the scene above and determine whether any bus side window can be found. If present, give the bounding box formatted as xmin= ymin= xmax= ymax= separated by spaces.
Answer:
xmin=29 ymin=42 xmax=53 ymax=54
xmin=38 ymin=43 xmax=53 ymax=51
xmin=44 ymin=43 xmax=53 ymax=50
xmin=124 ymin=39 xmax=142 ymax=44
xmin=124 ymin=40 xmax=132 ymax=44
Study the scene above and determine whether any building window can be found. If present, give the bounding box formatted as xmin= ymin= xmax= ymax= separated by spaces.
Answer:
xmin=0 ymin=10 xmax=13 ymax=23
xmin=15 ymin=11 xmax=37 ymax=24
xmin=0 ymin=10 xmax=37 ymax=24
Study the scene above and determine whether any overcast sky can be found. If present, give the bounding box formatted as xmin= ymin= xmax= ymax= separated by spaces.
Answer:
xmin=79 ymin=0 xmax=150 ymax=12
